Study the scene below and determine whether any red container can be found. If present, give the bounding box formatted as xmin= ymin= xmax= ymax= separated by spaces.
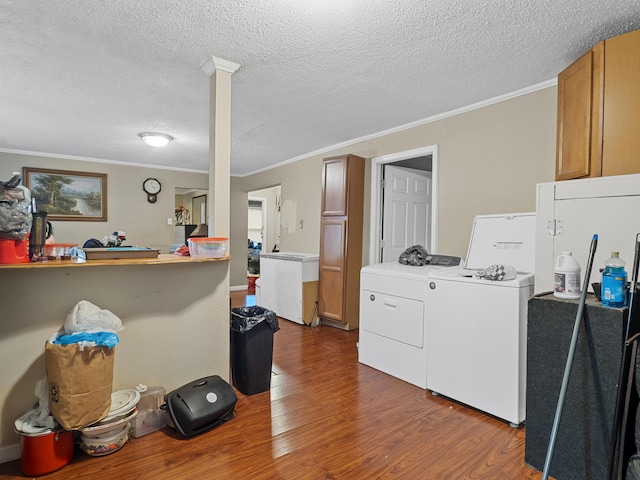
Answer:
xmin=247 ymin=275 xmax=259 ymax=293
xmin=20 ymin=429 xmax=74 ymax=476
xmin=0 ymin=237 xmax=30 ymax=264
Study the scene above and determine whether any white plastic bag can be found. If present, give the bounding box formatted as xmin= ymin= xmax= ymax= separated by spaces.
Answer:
xmin=65 ymin=300 xmax=124 ymax=333
xmin=14 ymin=376 xmax=57 ymax=434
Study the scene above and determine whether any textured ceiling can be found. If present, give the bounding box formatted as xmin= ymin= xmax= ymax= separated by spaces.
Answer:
xmin=2 ymin=1 xmax=640 ymax=176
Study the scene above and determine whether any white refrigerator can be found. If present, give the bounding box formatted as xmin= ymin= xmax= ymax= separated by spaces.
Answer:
xmin=425 ymin=213 xmax=535 ymax=425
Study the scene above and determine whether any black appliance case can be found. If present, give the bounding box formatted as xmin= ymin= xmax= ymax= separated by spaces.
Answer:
xmin=163 ymin=375 xmax=237 ymax=437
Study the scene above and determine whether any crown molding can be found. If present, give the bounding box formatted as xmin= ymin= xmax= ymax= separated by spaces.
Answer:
xmin=234 ymin=78 xmax=558 ymax=177
xmin=0 ymin=148 xmax=208 ymax=174
xmin=200 ymin=56 xmax=241 ymax=76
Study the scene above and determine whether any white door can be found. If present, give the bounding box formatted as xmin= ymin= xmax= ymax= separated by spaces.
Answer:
xmin=382 ymin=166 xmax=432 ymax=262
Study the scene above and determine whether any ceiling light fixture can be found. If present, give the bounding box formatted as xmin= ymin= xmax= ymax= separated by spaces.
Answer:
xmin=138 ymin=132 xmax=173 ymax=147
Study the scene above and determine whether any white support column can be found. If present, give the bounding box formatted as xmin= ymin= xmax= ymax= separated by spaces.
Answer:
xmin=200 ymin=56 xmax=240 ymax=237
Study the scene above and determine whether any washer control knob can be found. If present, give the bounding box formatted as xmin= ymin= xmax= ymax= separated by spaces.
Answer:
xmin=429 ymin=282 xmax=436 ymax=290
xmin=369 ymin=294 xmax=375 ymax=301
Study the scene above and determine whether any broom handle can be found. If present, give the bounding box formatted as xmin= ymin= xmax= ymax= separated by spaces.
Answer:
xmin=542 ymin=234 xmax=598 ymax=480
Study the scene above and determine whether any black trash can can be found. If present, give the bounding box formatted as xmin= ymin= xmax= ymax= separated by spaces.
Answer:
xmin=230 ymin=306 xmax=279 ymax=395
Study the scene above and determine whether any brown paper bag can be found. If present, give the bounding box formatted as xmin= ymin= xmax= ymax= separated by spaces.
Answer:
xmin=45 ymin=342 xmax=115 ymax=430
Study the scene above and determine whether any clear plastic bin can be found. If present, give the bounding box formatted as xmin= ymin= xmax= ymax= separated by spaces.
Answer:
xmin=132 ymin=410 xmax=167 ymax=438
xmin=188 ymin=237 xmax=228 ymax=258
xmin=132 ymin=384 xmax=166 ymax=438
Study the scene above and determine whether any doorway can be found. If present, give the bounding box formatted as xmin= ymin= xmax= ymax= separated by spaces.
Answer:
xmin=192 ymin=194 xmax=207 ymax=225
xmin=247 ymin=185 xmax=281 ymax=276
xmin=174 ymin=187 xmax=208 ymax=245
xmin=369 ymin=145 xmax=438 ymax=264
xmin=247 ymin=197 xmax=265 ymax=274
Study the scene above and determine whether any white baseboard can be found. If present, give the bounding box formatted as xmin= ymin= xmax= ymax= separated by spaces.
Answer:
xmin=0 ymin=442 xmax=21 ymax=465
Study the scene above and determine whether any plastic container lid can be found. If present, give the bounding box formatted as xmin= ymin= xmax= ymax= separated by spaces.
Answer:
xmin=188 ymin=237 xmax=228 ymax=243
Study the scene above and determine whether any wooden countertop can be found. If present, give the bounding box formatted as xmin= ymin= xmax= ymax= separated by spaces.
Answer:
xmin=0 ymin=254 xmax=231 ymax=269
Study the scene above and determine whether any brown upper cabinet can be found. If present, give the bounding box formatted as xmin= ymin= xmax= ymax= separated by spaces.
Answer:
xmin=556 ymin=29 xmax=640 ymax=180
xmin=320 ymin=156 xmax=351 ymax=216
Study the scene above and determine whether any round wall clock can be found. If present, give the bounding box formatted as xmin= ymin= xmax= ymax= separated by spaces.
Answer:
xmin=143 ymin=178 xmax=161 ymax=203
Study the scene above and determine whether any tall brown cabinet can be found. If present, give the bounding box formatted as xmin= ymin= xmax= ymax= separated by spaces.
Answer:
xmin=318 ymin=154 xmax=365 ymax=331
xmin=556 ymin=28 xmax=640 ymax=180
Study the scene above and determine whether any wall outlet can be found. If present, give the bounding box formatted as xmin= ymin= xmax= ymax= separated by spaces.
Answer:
xmin=298 ymin=219 xmax=304 ymax=229
xmin=167 ymin=217 xmax=173 ymax=225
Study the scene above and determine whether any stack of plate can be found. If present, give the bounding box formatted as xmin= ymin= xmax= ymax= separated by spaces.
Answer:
xmin=80 ymin=389 xmax=140 ymax=456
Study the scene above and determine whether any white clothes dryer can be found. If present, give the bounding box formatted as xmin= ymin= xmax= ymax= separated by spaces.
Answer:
xmin=358 ymin=255 xmax=461 ymax=389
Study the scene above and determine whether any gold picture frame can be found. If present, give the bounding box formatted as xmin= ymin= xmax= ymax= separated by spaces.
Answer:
xmin=23 ymin=167 xmax=108 ymax=221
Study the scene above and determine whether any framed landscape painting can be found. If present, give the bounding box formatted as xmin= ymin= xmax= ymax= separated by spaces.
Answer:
xmin=23 ymin=167 xmax=108 ymax=221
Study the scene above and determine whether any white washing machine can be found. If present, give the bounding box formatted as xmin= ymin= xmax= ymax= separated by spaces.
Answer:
xmin=425 ymin=213 xmax=535 ymax=426
xmin=358 ymin=255 xmax=462 ymax=389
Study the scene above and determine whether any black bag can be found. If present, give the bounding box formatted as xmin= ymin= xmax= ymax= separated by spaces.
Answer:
xmin=163 ymin=375 xmax=237 ymax=437
xmin=628 ymin=453 xmax=640 ymax=480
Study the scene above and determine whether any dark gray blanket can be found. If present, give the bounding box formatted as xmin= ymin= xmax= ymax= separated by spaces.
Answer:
xmin=398 ymin=245 xmax=429 ymax=266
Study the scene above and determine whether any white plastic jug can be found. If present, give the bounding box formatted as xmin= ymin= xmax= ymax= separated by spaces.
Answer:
xmin=553 ymin=251 xmax=581 ymax=299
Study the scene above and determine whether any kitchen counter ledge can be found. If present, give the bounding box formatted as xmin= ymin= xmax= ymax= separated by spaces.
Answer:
xmin=0 ymin=254 xmax=231 ymax=269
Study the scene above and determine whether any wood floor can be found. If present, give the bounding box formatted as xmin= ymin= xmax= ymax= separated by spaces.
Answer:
xmin=0 ymin=291 xmax=546 ymax=479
